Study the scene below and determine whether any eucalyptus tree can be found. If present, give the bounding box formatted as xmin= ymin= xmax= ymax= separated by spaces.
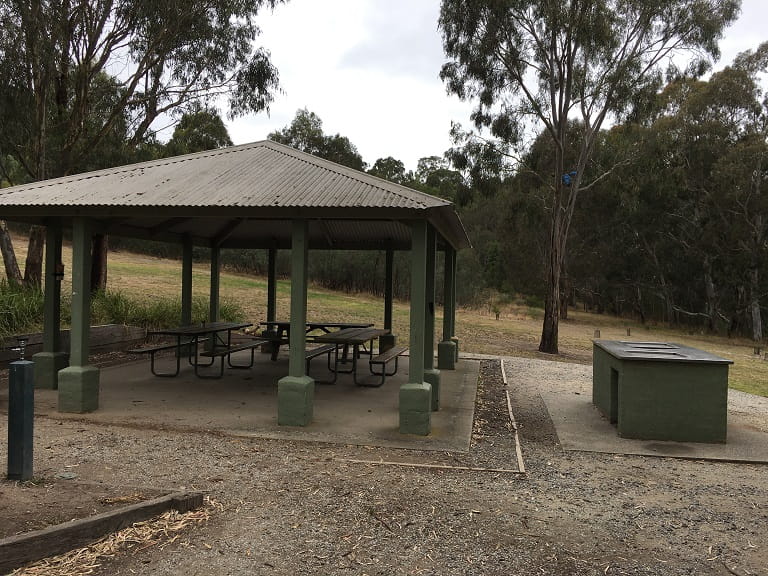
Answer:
xmin=164 ymin=105 xmax=234 ymax=157
xmin=269 ymin=108 xmax=367 ymax=171
xmin=414 ymin=156 xmax=466 ymax=203
xmin=439 ymin=0 xmax=739 ymax=353
xmin=0 ymin=0 xmax=285 ymax=289
xmin=653 ymin=45 xmax=768 ymax=340
xmin=369 ymin=157 xmax=406 ymax=183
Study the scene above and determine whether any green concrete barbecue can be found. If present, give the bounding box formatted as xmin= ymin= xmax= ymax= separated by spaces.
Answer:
xmin=592 ymin=340 xmax=733 ymax=443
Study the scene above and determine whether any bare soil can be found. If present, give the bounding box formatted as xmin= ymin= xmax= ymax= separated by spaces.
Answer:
xmin=0 ymin=479 xmax=162 ymax=539
xmin=2 ymin=357 xmax=767 ymax=575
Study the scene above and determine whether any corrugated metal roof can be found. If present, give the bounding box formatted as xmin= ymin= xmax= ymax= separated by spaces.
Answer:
xmin=0 ymin=140 xmax=470 ymax=251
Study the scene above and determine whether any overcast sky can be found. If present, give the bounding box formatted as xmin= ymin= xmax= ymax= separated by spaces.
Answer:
xmin=226 ymin=0 xmax=768 ymax=173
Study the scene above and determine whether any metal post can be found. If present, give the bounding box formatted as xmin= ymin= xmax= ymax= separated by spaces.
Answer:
xmin=182 ymin=236 xmax=193 ymax=326
xmin=379 ymin=247 xmax=396 ymax=352
xmin=438 ymin=246 xmax=457 ymax=370
xmin=267 ymin=247 xmax=277 ymax=322
xmin=384 ymin=248 xmax=394 ymax=331
xmin=423 ymin=227 xmax=440 ymax=410
xmin=209 ymin=245 xmax=220 ymax=323
xmin=8 ymin=339 xmax=34 ymax=480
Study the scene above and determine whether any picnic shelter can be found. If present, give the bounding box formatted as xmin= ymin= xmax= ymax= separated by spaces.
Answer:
xmin=0 ymin=140 xmax=470 ymax=435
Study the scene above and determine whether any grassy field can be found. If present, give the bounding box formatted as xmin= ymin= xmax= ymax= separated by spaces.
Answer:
xmin=6 ymin=234 xmax=768 ymax=397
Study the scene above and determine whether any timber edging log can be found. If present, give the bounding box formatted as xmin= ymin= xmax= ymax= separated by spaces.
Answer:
xmin=0 ymin=491 xmax=203 ymax=574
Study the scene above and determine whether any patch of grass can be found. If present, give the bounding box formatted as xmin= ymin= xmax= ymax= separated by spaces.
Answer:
xmin=89 ymin=290 xmax=244 ymax=331
xmin=110 ymin=251 xmax=768 ymax=398
xmin=0 ymin=281 xmax=44 ymax=338
xmin=3 ymin=232 xmax=767 ymax=398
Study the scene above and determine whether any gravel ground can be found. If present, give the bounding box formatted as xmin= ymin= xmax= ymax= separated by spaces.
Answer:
xmin=3 ymin=358 xmax=768 ymax=576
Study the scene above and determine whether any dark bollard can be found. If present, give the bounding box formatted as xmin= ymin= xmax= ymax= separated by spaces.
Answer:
xmin=8 ymin=339 xmax=34 ymax=481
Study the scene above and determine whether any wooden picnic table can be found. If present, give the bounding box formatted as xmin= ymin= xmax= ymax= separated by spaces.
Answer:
xmin=144 ymin=321 xmax=254 ymax=378
xmin=312 ymin=327 xmax=390 ymax=385
xmin=258 ymin=321 xmax=374 ymax=360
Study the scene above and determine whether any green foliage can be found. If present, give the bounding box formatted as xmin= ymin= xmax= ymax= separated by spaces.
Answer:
xmin=523 ymin=295 xmax=544 ymax=310
xmin=0 ymin=283 xmax=244 ymax=338
xmin=0 ymin=0 xmax=283 ymax=183
xmin=89 ymin=291 xmax=244 ymax=330
xmin=369 ymin=157 xmax=406 ymax=183
xmin=0 ymin=281 xmax=44 ymax=338
xmin=439 ymin=0 xmax=740 ymax=353
xmin=547 ymin=45 xmax=768 ymax=339
xmin=164 ymin=105 xmax=234 ymax=157
xmin=269 ymin=108 xmax=367 ymax=170
xmin=445 ymin=39 xmax=768 ymax=342
xmin=307 ymin=251 xmax=412 ymax=301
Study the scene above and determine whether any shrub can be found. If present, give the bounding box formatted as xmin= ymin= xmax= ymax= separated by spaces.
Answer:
xmin=0 ymin=281 xmax=44 ymax=338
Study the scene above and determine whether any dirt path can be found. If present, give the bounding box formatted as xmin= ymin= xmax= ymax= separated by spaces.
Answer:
xmin=2 ymin=359 xmax=767 ymax=575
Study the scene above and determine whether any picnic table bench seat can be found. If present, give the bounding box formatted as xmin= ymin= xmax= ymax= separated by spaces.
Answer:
xmin=198 ymin=337 xmax=269 ymax=374
xmin=305 ymin=343 xmax=338 ymax=379
xmin=363 ymin=346 xmax=409 ymax=387
xmin=127 ymin=338 xmax=208 ymax=377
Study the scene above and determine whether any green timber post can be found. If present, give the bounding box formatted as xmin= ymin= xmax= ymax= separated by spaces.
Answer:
xmin=267 ymin=247 xmax=277 ymax=322
xmin=58 ymin=217 xmax=99 ymax=413
xmin=400 ymin=220 xmax=431 ymax=435
xmin=379 ymin=247 xmax=396 ymax=352
xmin=181 ymin=236 xmax=193 ymax=326
xmin=261 ymin=246 xmax=279 ymax=354
xmin=278 ymin=220 xmax=314 ymax=426
xmin=33 ymin=223 xmax=68 ymax=389
xmin=178 ymin=236 xmax=194 ymax=357
xmin=438 ymin=246 xmax=457 ymax=370
xmin=423 ymin=226 xmax=440 ymax=410
xmin=209 ymin=245 xmax=220 ymax=323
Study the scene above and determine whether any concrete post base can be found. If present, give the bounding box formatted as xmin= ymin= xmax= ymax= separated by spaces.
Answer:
xmin=424 ymin=368 xmax=441 ymax=411
xmin=399 ymin=382 xmax=432 ymax=435
xmin=58 ymin=365 xmax=100 ymax=413
xmin=278 ymin=375 xmax=315 ymax=426
xmin=32 ymin=351 xmax=69 ymax=390
xmin=379 ymin=333 xmax=396 ymax=353
xmin=451 ymin=337 xmax=460 ymax=363
xmin=437 ymin=341 xmax=456 ymax=370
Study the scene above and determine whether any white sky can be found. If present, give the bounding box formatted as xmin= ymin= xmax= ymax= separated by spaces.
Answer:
xmin=226 ymin=0 xmax=768 ymax=173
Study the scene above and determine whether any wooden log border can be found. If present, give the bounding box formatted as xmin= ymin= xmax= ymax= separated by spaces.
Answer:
xmin=0 ymin=491 xmax=203 ymax=574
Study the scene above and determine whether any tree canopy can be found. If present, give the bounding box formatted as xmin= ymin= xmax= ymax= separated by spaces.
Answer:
xmin=461 ymin=43 xmax=768 ymax=342
xmin=165 ymin=105 xmax=234 ymax=157
xmin=0 ymin=0 xmax=284 ymax=288
xmin=269 ymin=108 xmax=366 ymax=171
xmin=439 ymin=0 xmax=740 ymax=353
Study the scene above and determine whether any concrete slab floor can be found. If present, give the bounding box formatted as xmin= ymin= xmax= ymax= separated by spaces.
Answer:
xmin=30 ymin=351 xmax=480 ymax=453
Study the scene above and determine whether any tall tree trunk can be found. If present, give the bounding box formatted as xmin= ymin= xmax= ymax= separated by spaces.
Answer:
xmin=90 ymin=234 xmax=108 ymax=292
xmin=642 ymin=236 xmax=674 ymax=323
xmin=731 ymin=284 xmax=748 ymax=337
xmin=750 ymin=267 xmax=762 ymax=342
xmin=560 ymin=267 xmax=569 ymax=320
xmin=703 ymin=256 xmax=717 ymax=332
xmin=540 ymin=145 xmax=569 ymax=355
xmin=0 ymin=221 xmax=23 ymax=285
xmin=633 ymin=284 xmax=646 ymax=324
xmin=540 ymin=208 xmax=563 ymax=354
xmin=23 ymin=225 xmax=45 ymax=289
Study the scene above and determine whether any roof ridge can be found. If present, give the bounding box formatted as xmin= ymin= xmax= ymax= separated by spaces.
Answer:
xmin=3 ymin=145 xmax=246 ymax=192
xmin=262 ymin=140 xmax=449 ymax=207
